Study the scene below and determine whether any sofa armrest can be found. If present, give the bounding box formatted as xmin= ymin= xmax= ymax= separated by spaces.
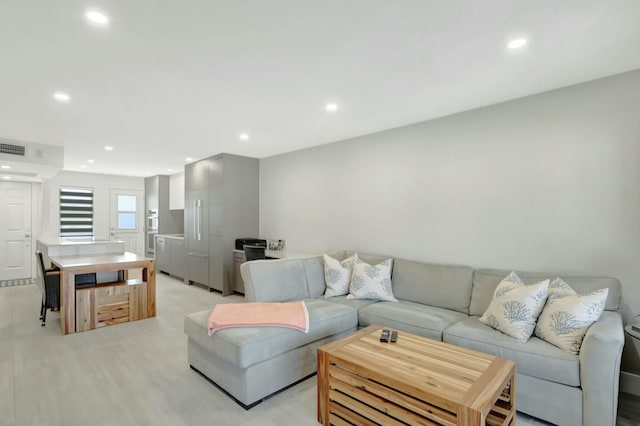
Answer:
xmin=579 ymin=311 xmax=624 ymax=426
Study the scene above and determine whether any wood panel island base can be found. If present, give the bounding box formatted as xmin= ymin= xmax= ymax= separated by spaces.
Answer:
xmin=50 ymin=252 xmax=156 ymax=335
xmin=317 ymin=325 xmax=515 ymax=426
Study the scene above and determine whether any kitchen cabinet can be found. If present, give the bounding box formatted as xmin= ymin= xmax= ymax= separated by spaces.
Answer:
xmin=168 ymin=237 xmax=185 ymax=279
xmin=169 ymin=172 xmax=185 ymax=210
xmin=156 ymin=236 xmax=185 ymax=279
xmin=145 ymin=176 xmax=159 ymax=211
xmin=155 ymin=236 xmax=168 ymax=272
xmin=145 ymin=175 xmax=183 ymax=256
xmin=185 ymin=159 xmax=209 ymax=287
xmin=185 ymin=154 xmax=258 ymax=295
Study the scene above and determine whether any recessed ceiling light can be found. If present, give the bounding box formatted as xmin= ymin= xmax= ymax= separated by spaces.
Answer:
xmin=325 ymin=103 xmax=338 ymax=112
xmin=144 ymin=172 xmax=151 ymax=175
xmin=88 ymin=159 xmax=95 ymax=163
xmin=86 ymin=10 xmax=109 ymax=25
xmin=1 ymin=165 xmax=10 ymax=169
xmin=80 ymin=165 xmax=87 ymax=169
xmin=185 ymin=157 xmax=193 ymax=162
xmin=2 ymin=176 xmax=10 ymax=180
xmin=507 ymin=38 xmax=527 ymax=49
xmin=104 ymin=146 xmax=114 ymax=151
xmin=53 ymin=92 xmax=70 ymax=102
xmin=238 ymin=133 xmax=250 ymax=141
xmin=167 ymin=168 xmax=173 ymax=172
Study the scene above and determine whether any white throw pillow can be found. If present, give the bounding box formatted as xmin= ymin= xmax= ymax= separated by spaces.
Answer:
xmin=346 ymin=256 xmax=396 ymax=302
xmin=479 ymin=271 xmax=549 ymax=342
xmin=534 ymin=278 xmax=608 ymax=354
xmin=323 ymin=254 xmax=354 ymax=297
xmin=547 ymin=276 xmax=576 ymax=298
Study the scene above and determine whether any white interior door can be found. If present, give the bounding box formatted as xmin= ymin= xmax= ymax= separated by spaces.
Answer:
xmin=109 ymin=189 xmax=144 ymax=255
xmin=0 ymin=182 xmax=32 ymax=280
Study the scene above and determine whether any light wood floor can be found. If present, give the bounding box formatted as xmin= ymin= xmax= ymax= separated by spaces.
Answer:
xmin=0 ymin=274 xmax=636 ymax=425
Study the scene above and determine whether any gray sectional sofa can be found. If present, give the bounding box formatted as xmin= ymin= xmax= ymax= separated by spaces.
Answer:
xmin=183 ymin=251 xmax=624 ymax=426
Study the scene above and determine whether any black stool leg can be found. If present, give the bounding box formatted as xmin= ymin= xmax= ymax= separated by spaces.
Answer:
xmin=42 ymin=304 xmax=47 ymax=326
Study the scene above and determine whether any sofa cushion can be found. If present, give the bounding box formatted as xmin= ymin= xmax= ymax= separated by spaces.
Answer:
xmin=184 ymin=299 xmax=357 ymax=369
xmin=392 ymin=259 xmax=473 ymax=313
xmin=241 ymin=256 xmax=326 ymax=302
xmin=470 ymin=268 xmax=621 ymax=316
xmin=303 ymin=256 xmax=326 ymax=298
xmin=443 ymin=316 xmax=580 ymax=387
xmin=358 ymin=300 xmax=467 ymax=341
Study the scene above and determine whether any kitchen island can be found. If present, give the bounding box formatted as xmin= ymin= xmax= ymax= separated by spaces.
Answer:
xmin=50 ymin=252 xmax=156 ymax=334
xmin=37 ymin=237 xmax=126 ymax=283
xmin=37 ymin=237 xmax=125 ymax=258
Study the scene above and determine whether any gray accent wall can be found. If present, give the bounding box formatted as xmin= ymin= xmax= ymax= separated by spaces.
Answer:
xmin=259 ymin=69 xmax=640 ymax=374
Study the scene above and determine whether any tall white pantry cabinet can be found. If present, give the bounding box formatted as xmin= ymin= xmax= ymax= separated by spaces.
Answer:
xmin=184 ymin=153 xmax=259 ymax=295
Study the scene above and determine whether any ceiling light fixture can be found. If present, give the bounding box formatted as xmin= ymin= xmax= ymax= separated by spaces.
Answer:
xmin=80 ymin=165 xmax=87 ymax=169
xmin=104 ymin=146 xmax=114 ymax=151
xmin=185 ymin=157 xmax=193 ymax=162
xmin=53 ymin=92 xmax=70 ymax=102
xmin=167 ymin=168 xmax=173 ymax=172
xmin=86 ymin=10 xmax=109 ymax=25
xmin=238 ymin=133 xmax=250 ymax=141
xmin=325 ymin=103 xmax=338 ymax=112
xmin=88 ymin=159 xmax=95 ymax=163
xmin=144 ymin=172 xmax=151 ymax=175
xmin=2 ymin=176 xmax=10 ymax=180
xmin=1 ymin=165 xmax=10 ymax=169
xmin=508 ymin=38 xmax=527 ymax=49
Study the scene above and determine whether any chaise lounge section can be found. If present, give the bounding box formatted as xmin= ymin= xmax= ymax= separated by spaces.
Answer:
xmin=184 ymin=262 xmax=359 ymax=408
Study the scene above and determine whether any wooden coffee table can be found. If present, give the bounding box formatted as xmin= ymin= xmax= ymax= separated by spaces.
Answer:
xmin=317 ymin=325 xmax=515 ymax=426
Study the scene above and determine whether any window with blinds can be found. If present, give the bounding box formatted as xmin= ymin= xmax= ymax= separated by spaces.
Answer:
xmin=59 ymin=187 xmax=94 ymax=237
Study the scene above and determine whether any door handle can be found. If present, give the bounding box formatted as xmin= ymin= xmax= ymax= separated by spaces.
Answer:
xmin=25 ymin=233 xmax=31 ymax=238
xmin=195 ymin=199 xmax=202 ymax=241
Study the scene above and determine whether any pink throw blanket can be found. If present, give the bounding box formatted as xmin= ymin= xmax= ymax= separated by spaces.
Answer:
xmin=207 ymin=301 xmax=309 ymax=336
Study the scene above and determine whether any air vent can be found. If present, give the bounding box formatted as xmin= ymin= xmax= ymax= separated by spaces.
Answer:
xmin=0 ymin=143 xmax=26 ymax=156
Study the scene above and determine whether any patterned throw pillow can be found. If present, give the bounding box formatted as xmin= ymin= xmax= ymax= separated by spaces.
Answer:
xmin=479 ymin=271 xmax=549 ymax=342
xmin=547 ymin=276 xmax=576 ymax=298
xmin=323 ymin=254 xmax=354 ymax=297
xmin=346 ymin=256 xmax=396 ymax=302
xmin=534 ymin=278 xmax=608 ymax=354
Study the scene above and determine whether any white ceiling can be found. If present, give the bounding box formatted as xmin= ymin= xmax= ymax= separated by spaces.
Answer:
xmin=1 ymin=0 xmax=640 ymax=178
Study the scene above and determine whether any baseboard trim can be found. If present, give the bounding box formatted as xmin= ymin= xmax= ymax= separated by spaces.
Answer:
xmin=621 ymin=371 xmax=640 ymax=396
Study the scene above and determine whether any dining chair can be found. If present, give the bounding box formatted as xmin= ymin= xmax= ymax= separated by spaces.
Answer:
xmin=35 ymin=251 xmax=60 ymax=326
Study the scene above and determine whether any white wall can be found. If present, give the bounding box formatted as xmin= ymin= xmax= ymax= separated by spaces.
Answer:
xmin=40 ymin=171 xmax=144 ymax=240
xmin=260 ymin=69 xmax=640 ymax=373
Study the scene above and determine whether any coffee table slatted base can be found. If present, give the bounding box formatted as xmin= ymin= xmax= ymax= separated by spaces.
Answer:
xmin=329 ymin=365 xmax=457 ymax=426
xmin=328 ymin=364 xmax=514 ymax=426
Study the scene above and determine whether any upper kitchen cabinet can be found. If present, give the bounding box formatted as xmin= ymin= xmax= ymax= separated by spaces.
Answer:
xmin=169 ymin=172 xmax=185 ymax=210
xmin=144 ymin=175 xmax=184 ymax=255
xmin=185 ymin=154 xmax=258 ymax=295
xmin=144 ymin=175 xmax=159 ymax=212
xmin=186 ymin=159 xmax=209 ymax=190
